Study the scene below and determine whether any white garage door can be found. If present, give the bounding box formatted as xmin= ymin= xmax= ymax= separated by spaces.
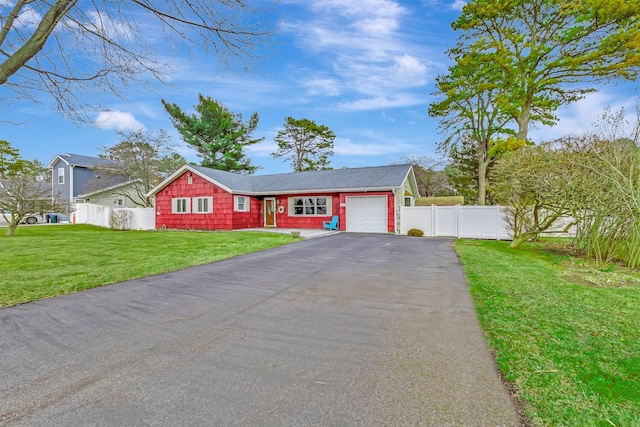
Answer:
xmin=346 ymin=196 xmax=388 ymax=233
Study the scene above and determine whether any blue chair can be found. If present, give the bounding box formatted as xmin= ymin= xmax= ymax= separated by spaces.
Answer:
xmin=322 ymin=215 xmax=339 ymax=231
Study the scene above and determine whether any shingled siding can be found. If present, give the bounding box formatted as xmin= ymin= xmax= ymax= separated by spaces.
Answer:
xmin=155 ymin=170 xmax=397 ymax=232
xmin=273 ymin=194 xmax=341 ymax=229
xmin=231 ymin=196 xmax=262 ymax=229
xmin=155 ymin=172 xmax=237 ymax=230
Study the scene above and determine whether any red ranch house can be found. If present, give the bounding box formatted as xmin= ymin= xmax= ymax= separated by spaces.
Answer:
xmin=147 ymin=164 xmax=419 ymax=234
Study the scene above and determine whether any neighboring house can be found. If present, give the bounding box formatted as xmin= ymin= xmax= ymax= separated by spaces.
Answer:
xmin=75 ymin=179 xmax=147 ymax=208
xmin=48 ymin=153 xmax=128 ymax=204
xmin=147 ymin=164 xmax=419 ymax=233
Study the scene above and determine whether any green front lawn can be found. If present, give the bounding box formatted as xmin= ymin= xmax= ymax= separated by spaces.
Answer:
xmin=0 ymin=224 xmax=294 ymax=308
xmin=456 ymin=239 xmax=640 ymax=426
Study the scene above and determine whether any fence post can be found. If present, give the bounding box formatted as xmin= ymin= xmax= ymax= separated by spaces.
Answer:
xmin=431 ymin=204 xmax=436 ymax=237
xmin=495 ymin=205 xmax=500 ymax=240
xmin=455 ymin=204 xmax=460 ymax=238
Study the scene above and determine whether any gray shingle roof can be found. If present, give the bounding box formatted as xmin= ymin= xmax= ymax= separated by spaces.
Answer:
xmin=53 ymin=153 xmax=118 ymax=168
xmin=190 ymin=164 xmax=412 ymax=194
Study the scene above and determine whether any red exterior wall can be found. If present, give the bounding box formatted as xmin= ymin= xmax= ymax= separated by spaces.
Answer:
xmin=155 ymin=172 xmax=250 ymax=230
xmin=339 ymin=191 xmax=396 ymax=233
xmin=231 ymin=196 xmax=262 ymax=229
xmin=155 ymin=171 xmax=395 ymax=232
xmin=271 ymin=193 xmax=341 ymax=229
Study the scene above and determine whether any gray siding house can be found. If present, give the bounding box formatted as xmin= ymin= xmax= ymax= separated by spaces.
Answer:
xmin=48 ymin=153 xmax=129 ymax=220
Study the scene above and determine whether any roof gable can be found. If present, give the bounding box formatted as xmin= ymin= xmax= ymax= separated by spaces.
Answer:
xmin=48 ymin=153 xmax=119 ymax=169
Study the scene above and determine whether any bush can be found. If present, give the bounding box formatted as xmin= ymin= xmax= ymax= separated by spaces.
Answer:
xmin=407 ymin=228 xmax=424 ymax=237
xmin=110 ymin=210 xmax=133 ymax=231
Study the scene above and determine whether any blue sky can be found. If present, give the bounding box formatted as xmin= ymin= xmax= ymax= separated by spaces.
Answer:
xmin=2 ymin=0 xmax=639 ymax=174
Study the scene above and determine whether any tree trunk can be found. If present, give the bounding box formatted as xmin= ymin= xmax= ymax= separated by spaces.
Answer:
xmin=6 ymin=221 xmax=18 ymax=236
xmin=0 ymin=1 xmax=75 ymax=85
xmin=509 ymin=233 xmax=530 ymax=249
xmin=477 ymin=141 xmax=490 ymax=205
xmin=516 ymin=100 xmax=532 ymax=142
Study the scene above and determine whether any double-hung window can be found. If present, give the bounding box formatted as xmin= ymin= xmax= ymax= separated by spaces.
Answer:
xmin=234 ymin=196 xmax=249 ymax=212
xmin=57 ymin=168 xmax=65 ymax=184
xmin=290 ymin=196 xmax=329 ymax=216
xmin=172 ymin=198 xmax=190 ymax=213
xmin=193 ymin=197 xmax=213 ymax=213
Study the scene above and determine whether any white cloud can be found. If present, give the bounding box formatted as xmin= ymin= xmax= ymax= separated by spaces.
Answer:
xmin=16 ymin=7 xmax=42 ymax=29
xmin=246 ymin=140 xmax=278 ymax=156
xmin=303 ymin=77 xmax=342 ymax=96
xmin=393 ymin=54 xmax=428 ymax=84
xmin=285 ymin=0 xmax=434 ymax=109
xmin=338 ymin=94 xmax=427 ymax=111
xmin=451 ymin=0 xmax=466 ymax=11
xmin=528 ymin=92 xmax=639 ymax=142
xmin=308 ymin=0 xmax=407 ymax=18
xmin=95 ymin=110 xmax=145 ymax=131
xmin=87 ymin=11 xmax=132 ymax=39
xmin=354 ymin=17 xmax=399 ymax=35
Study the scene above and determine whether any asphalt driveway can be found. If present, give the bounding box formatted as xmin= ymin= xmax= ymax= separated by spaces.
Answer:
xmin=0 ymin=234 xmax=521 ymax=426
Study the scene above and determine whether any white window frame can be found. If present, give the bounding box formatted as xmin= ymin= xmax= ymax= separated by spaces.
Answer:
xmin=193 ymin=196 xmax=213 ymax=213
xmin=114 ymin=196 xmax=125 ymax=208
xmin=404 ymin=196 xmax=414 ymax=207
xmin=234 ymin=196 xmax=250 ymax=212
xmin=172 ymin=197 xmax=190 ymax=214
xmin=289 ymin=196 xmax=331 ymax=216
xmin=57 ymin=167 xmax=65 ymax=184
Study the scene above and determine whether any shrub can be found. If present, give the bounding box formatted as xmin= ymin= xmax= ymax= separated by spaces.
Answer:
xmin=407 ymin=228 xmax=424 ymax=237
xmin=110 ymin=210 xmax=133 ymax=231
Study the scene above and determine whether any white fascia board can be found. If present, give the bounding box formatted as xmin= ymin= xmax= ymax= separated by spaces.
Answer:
xmin=47 ymin=155 xmax=69 ymax=169
xmin=77 ymin=178 xmax=142 ymax=198
xmin=146 ymin=164 xmax=191 ymax=197
xmin=145 ymin=165 xmax=234 ymax=197
xmin=403 ymin=166 xmax=419 ymax=197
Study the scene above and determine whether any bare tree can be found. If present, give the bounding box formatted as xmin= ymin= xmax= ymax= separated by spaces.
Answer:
xmin=92 ymin=129 xmax=186 ymax=207
xmin=395 ymin=155 xmax=452 ymax=197
xmin=0 ymin=144 xmax=69 ymax=236
xmin=0 ymin=1 xmax=274 ymax=119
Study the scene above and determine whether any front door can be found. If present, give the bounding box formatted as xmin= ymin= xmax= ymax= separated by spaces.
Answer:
xmin=264 ymin=198 xmax=276 ymax=227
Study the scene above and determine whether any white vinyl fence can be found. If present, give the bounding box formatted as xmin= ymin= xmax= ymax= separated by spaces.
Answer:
xmin=73 ymin=203 xmax=155 ymax=230
xmin=400 ymin=205 xmax=513 ymax=240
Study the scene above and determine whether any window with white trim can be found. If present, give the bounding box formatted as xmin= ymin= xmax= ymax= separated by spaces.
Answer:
xmin=114 ymin=196 xmax=125 ymax=208
xmin=57 ymin=168 xmax=65 ymax=184
xmin=404 ymin=196 xmax=414 ymax=207
xmin=172 ymin=198 xmax=190 ymax=213
xmin=290 ymin=196 xmax=330 ymax=216
xmin=193 ymin=196 xmax=213 ymax=213
xmin=234 ymin=196 xmax=250 ymax=212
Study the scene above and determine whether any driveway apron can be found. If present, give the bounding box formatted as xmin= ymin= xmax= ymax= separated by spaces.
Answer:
xmin=0 ymin=234 xmax=521 ymax=426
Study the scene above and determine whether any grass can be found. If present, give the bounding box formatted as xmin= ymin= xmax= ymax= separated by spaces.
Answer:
xmin=0 ymin=224 xmax=295 ymax=308
xmin=456 ymin=239 xmax=640 ymax=426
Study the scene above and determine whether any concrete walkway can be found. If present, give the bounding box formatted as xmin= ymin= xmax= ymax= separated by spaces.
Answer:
xmin=236 ymin=227 xmax=340 ymax=239
xmin=0 ymin=234 xmax=521 ymax=426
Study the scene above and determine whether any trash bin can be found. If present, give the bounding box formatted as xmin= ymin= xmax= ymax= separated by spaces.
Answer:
xmin=50 ymin=214 xmax=58 ymax=224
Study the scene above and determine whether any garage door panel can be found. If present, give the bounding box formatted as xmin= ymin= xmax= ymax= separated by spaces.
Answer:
xmin=346 ymin=196 xmax=387 ymax=233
